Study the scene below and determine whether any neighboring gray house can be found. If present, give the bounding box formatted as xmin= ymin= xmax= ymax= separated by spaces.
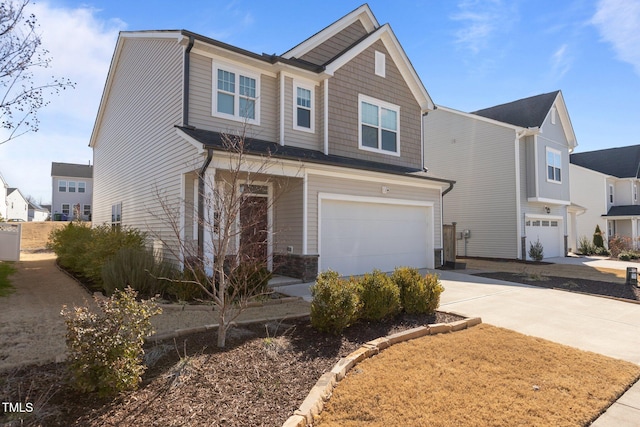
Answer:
xmin=424 ymin=91 xmax=577 ymax=260
xmin=90 ymin=4 xmax=455 ymax=278
xmin=569 ymin=145 xmax=640 ymax=249
xmin=6 ymin=188 xmax=28 ymax=222
xmin=51 ymin=162 xmax=93 ymax=221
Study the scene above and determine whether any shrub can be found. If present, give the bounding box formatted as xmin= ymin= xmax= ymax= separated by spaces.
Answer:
xmin=310 ymin=270 xmax=361 ymax=334
xmin=61 ymin=287 xmax=161 ymax=396
xmin=608 ymin=235 xmax=631 ymax=258
xmin=48 ymin=223 xmax=146 ymax=291
xmin=227 ymin=262 xmax=273 ymax=300
xmin=528 ymin=239 xmax=544 ymax=262
xmin=358 ymin=269 xmax=401 ymax=321
xmin=594 ymin=246 xmax=611 ymax=256
xmin=101 ymin=247 xmax=178 ymax=299
xmin=619 ymin=251 xmax=632 ymax=261
xmin=577 ymin=236 xmax=596 ymax=255
xmin=593 ymin=225 xmax=604 ymax=248
xmin=392 ymin=267 xmax=444 ymax=315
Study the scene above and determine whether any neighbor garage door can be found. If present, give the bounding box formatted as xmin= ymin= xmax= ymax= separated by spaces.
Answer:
xmin=319 ymin=197 xmax=432 ymax=276
xmin=525 ymin=217 xmax=563 ymax=259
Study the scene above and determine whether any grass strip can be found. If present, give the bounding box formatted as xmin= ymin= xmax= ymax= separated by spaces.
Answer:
xmin=0 ymin=261 xmax=16 ymax=296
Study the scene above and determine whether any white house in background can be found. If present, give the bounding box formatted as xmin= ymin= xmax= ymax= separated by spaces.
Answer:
xmin=51 ymin=162 xmax=93 ymax=221
xmin=6 ymin=188 xmax=28 ymax=221
xmin=90 ymin=5 xmax=455 ymax=279
xmin=28 ymin=201 xmax=49 ymax=222
xmin=0 ymin=172 xmax=7 ymax=220
xmin=569 ymin=144 xmax=640 ymax=249
xmin=424 ymin=91 xmax=578 ymax=260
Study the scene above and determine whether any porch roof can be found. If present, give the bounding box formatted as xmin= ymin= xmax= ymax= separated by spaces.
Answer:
xmin=176 ymin=126 xmax=455 ymax=186
xmin=604 ymin=205 xmax=640 ymax=217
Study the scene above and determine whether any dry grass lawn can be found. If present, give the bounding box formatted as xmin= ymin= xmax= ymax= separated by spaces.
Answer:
xmin=317 ymin=324 xmax=640 ymax=427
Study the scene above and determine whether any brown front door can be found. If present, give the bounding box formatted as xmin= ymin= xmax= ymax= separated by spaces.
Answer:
xmin=239 ymin=195 xmax=268 ymax=265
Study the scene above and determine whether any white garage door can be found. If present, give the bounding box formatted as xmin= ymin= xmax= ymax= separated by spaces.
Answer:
xmin=525 ymin=218 xmax=563 ymax=259
xmin=320 ymin=198 xmax=433 ymax=276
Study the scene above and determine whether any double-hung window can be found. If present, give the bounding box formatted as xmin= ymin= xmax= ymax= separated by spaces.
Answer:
xmin=58 ymin=180 xmax=67 ymax=192
xmin=358 ymin=94 xmax=400 ymax=155
xmin=213 ymin=63 xmax=260 ymax=124
xmin=78 ymin=182 xmax=86 ymax=193
xmin=111 ymin=202 xmax=122 ymax=230
xmin=293 ymin=81 xmax=314 ymax=132
xmin=546 ymin=148 xmax=562 ymax=183
xmin=61 ymin=204 xmax=70 ymax=216
xmin=68 ymin=181 xmax=76 ymax=193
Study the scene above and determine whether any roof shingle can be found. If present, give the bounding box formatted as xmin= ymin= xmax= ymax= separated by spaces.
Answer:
xmin=570 ymin=145 xmax=640 ymax=178
xmin=472 ymin=91 xmax=560 ymax=128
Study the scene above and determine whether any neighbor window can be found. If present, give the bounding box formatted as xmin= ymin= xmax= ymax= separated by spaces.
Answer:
xmin=58 ymin=180 xmax=67 ymax=192
xmin=293 ymin=81 xmax=314 ymax=132
xmin=83 ymin=204 xmax=91 ymax=217
xmin=359 ymin=94 xmax=400 ymax=155
xmin=111 ymin=202 xmax=122 ymax=230
xmin=213 ymin=63 xmax=259 ymax=124
xmin=61 ymin=204 xmax=70 ymax=216
xmin=68 ymin=181 xmax=76 ymax=193
xmin=609 ymin=184 xmax=614 ymax=204
xmin=546 ymin=148 xmax=561 ymax=183
xmin=78 ymin=182 xmax=86 ymax=193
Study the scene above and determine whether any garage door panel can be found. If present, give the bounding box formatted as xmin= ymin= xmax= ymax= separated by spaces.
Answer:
xmin=320 ymin=199 xmax=432 ymax=276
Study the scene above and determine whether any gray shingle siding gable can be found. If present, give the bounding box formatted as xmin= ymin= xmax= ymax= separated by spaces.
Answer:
xmin=328 ymin=40 xmax=422 ymax=169
xmin=299 ymin=20 xmax=369 ymax=66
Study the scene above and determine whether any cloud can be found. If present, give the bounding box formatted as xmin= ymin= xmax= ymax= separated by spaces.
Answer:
xmin=451 ymin=0 xmax=516 ymax=54
xmin=0 ymin=2 xmax=125 ymax=202
xmin=550 ymin=43 xmax=573 ymax=79
xmin=592 ymin=0 xmax=640 ymax=76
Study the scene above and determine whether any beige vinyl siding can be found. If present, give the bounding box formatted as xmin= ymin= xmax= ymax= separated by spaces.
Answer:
xmin=424 ymin=109 xmax=518 ymax=259
xmin=188 ymin=53 xmax=278 ymax=142
xmin=306 ymin=173 xmax=441 ymax=254
xmin=273 ymin=178 xmax=304 ymax=254
xmin=283 ymin=76 xmax=322 ymax=151
xmin=300 ymin=21 xmax=368 ymax=66
xmin=328 ymin=40 xmax=422 ymax=169
xmin=92 ymin=37 xmax=200 ymax=259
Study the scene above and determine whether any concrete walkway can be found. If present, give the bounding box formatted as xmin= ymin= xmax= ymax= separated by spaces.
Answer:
xmin=275 ymin=268 xmax=640 ymax=425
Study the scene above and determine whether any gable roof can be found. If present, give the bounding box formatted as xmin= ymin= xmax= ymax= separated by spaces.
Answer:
xmin=7 ymin=188 xmax=26 ymax=201
xmin=472 ymin=91 xmax=559 ymax=128
xmin=570 ymin=145 xmax=640 ymax=179
xmin=472 ymin=90 xmax=577 ymax=150
xmin=51 ymin=162 xmax=93 ymax=178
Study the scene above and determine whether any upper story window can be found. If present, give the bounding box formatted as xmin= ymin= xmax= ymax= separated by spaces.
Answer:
xmin=78 ymin=182 xmax=86 ymax=193
xmin=213 ymin=62 xmax=260 ymax=125
xmin=293 ymin=81 xmax=314 ymax=132
xmin=58 ymin=180 xmax=67 ymax=192
xmin=609 ymin=184 xmax=614 ymax=204
xmin=68 ymin=181 xmax=76 ymax=193
xmin=546 ymin=147 xmax=561 ymax=183
xmin=358 ymin=94 xmax=400 ymax=156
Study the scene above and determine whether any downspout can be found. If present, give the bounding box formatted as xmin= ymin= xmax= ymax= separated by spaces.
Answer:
xmin=198 ymin=148 xmax=213 ymax=262
xmin=183 ymin=35 xmax=194 ymax=127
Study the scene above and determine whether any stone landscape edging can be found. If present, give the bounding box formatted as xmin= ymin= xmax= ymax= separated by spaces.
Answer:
xmin=282 ymin=311 xmax=483 ymax=427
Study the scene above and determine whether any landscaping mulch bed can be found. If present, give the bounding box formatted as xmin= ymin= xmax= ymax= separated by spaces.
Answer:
xmin=0 ymin=311 xmax=461 ymax=427
xmin=474 ymin=272 xmax=640 ymax=302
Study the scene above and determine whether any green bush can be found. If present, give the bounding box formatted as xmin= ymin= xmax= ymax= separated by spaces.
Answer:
xmin=392 ymin=267 xmax=444 ymax=315
xmin=593 ymin=225 xmax=604 ymax=248
xmin=310 ymin=270 xmax=361 ymax=334
xmin=594 ymin=246 xmax=611 ymax=256
xmin=578 ymin=235 xmax=596 ymax=255
xmin=227 ymin=262 xmax=273 ymax=300
xmin=619 ymin=251 xmax=632 ymax=261
xmin=358 ymin=269 xmax=401 ymax=321
xmin=528 ymin=239 xmax=544 ymax=262
xmin=61 ymin=287 xmax=161 ymax=397
xmin=101 ymin=247 xmax=178 ymax=299
xmin=48 ymin=223 xmax=146 ymax=291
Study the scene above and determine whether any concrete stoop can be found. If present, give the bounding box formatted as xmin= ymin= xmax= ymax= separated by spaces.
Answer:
xmin=281 ymin=312 xmax=483 ymax=427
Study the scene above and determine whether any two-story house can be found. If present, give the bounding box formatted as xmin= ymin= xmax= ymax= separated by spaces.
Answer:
xmin=90 ymin=5 xmax=455 ymax=279
xmin=51 ymin=162 xmax=93 ymax=221
xmin=424 ymin=91 xmax=577 ymax=260
xmin=569 ymin=144 xmax=640 ymax=249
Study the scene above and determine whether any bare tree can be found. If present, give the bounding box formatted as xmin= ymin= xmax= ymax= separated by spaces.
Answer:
xmin=154 ymin=129 xmax=300 ymax=347
xmin=0 ymin=0 xmax=74 ymax=144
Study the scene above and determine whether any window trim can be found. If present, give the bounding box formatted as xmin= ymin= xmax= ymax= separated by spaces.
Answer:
xmin=292 ymin=80 xmax=315 ymax=133
xmin=375 ymin=51 xmax=386 ymax=78
xmin=546 ymin=147 xmax=562 ymax=184
xmin=212 ymin=61 xmax=260 ymax=125
xmin=358 ymin=94 xmax=401 ymax=157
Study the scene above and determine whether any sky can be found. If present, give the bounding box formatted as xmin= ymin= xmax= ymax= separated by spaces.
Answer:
xmin=0 ymin=0 xmax=638 ymax=204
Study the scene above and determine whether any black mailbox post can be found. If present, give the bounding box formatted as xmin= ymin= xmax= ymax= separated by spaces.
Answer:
xmin=626 ymin=267 xmax=637 ymax=286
